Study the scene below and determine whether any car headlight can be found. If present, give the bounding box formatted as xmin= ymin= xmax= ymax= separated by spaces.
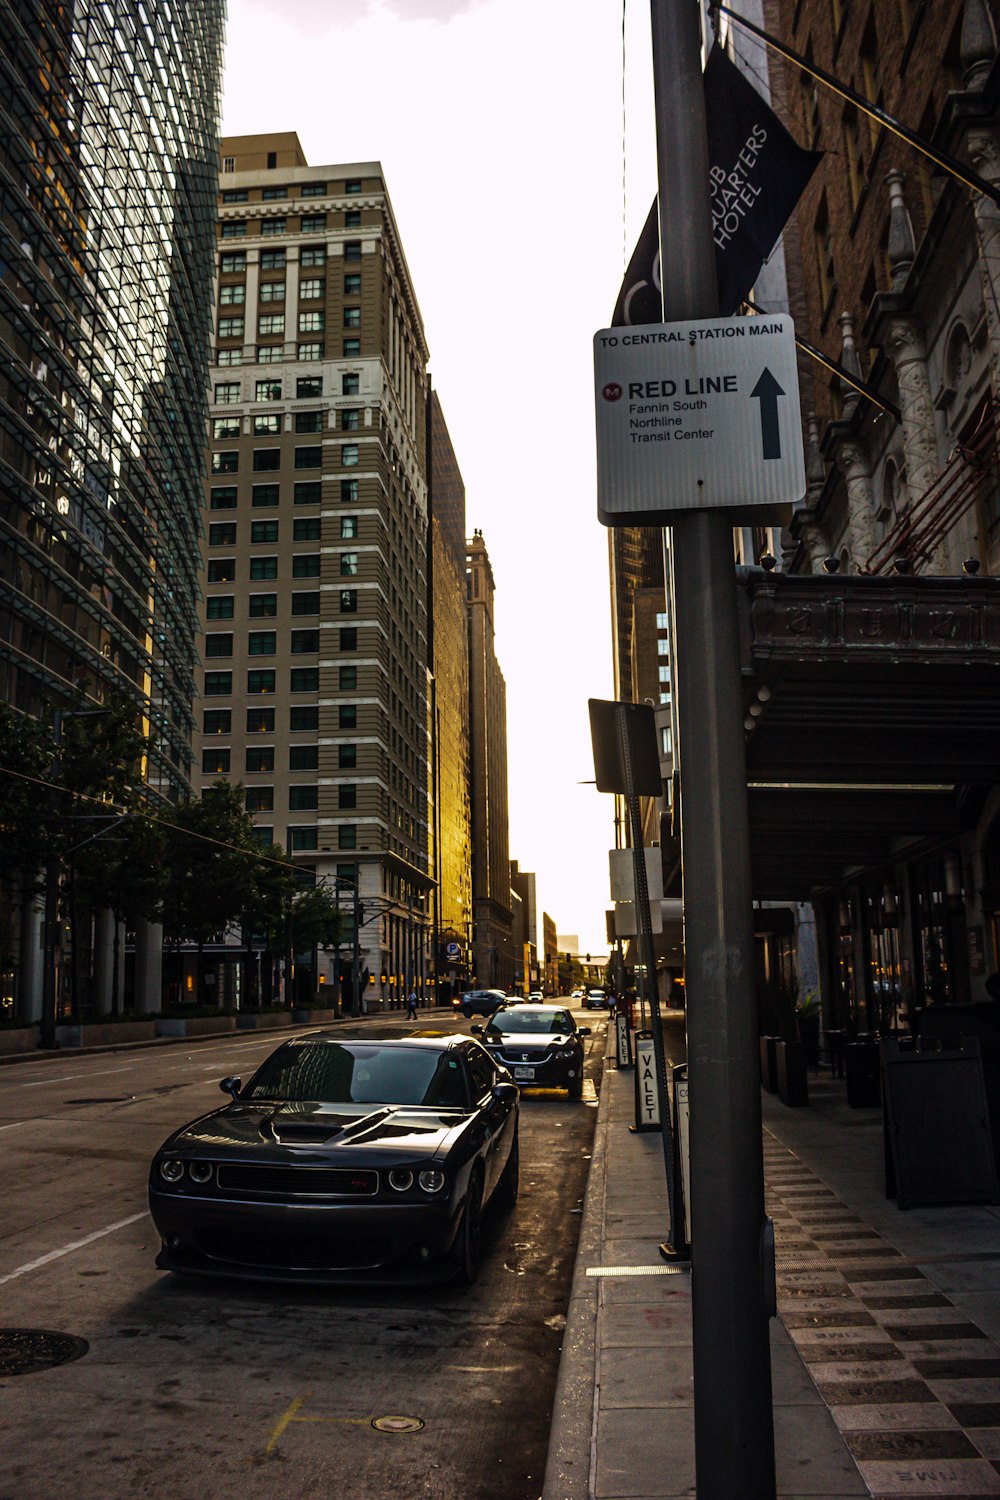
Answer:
xmin=158 ymin=1159 xmax=184 ymax=1183
xmin=388 ymin=1168 xmax=414 ymax=1192
xmin=418 ymin=1169 xmax=446 ymax=1194
xmin=188 ymin=1161 xmax=214 ymax=1184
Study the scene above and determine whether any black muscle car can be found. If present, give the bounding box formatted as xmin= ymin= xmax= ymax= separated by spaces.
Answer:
xmin=148 ymin=1034 xmax=519 ymax=1285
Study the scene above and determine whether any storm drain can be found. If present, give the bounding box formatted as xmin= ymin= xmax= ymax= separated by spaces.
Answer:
xmin=371 ymin=1415 xmax=424 ymax=1434
xmin=0 ymin=1329 xmax=89 ymax=1377
xmin=586 ymin=1264 xmax=690 ymax=1278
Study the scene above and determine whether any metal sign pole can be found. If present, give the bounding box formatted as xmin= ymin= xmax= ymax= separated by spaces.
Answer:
xmin=651 ymin=2 xmax=775 ymax=1496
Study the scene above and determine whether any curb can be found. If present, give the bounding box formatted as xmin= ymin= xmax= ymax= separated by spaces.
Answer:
xmin=542 ymin=1026 xmax=616 ymax=1500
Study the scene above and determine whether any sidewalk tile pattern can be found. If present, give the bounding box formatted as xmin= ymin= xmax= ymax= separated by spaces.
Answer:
xmin=765 ymin=1129 xmax=1000 ymax=1498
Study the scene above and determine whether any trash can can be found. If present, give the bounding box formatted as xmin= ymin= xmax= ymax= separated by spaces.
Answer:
xmin=844 ymin=1040 xmax=880 ymax=1108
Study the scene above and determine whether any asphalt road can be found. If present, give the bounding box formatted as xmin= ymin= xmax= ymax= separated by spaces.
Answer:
xmin=0 ymin=1007 xmax=606 ymax=1500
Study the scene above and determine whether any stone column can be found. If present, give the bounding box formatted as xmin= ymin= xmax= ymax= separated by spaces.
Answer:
xmin=93 ymin=907 xmax=115 ymax=1015
xmin=18 ymin=890 xmax=44 ymax=1024
xmin=834 ymin=439 xmax=878 ymax=569
xmin=960 ymin=4 xmax=1000 ymax=402
xmin=135 ymin=918 xmax=163 ymax=1014
xmin=882 ymin=317 xmax=943 ymax=569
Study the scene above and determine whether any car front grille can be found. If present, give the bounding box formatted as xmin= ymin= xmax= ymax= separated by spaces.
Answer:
xmin=497 ymin=1049 xmax=552 ymax=1065
xmin=196 ymin=1227 xmax=386 ymax=1270
xmin=215 ymin=1165 xmax=378 ymax=1197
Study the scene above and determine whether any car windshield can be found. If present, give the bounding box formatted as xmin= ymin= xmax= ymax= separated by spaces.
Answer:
xmin=242 ymin=1042 xmax=469 ymax=1107
xmin=489 ymin=1010 xmax=573 ymax=1035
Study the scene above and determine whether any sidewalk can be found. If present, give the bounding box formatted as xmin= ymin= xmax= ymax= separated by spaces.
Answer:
xmin=544 ymin=1022 xmax=1000 ymax=1500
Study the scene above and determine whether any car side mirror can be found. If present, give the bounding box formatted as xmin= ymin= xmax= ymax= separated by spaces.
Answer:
xmin=578 ymin=1027 xmax=591 ymax=1037
xmin=470 ymin=1024 xmax=484 ymax=1036
xmin=220 ymin=1075 xmax=241 ymax=1098
xmin=491 ymin=1081 xmax=518 ymax=1104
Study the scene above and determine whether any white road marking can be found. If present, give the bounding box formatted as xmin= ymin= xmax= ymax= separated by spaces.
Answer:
xmin=0 ymin=1120 xmax=28 ymax=1133
xmin=0 ymin=1212 xmax=149 ymax=1287
xmin=9 ymin=1066 xmax=130 ymax=1090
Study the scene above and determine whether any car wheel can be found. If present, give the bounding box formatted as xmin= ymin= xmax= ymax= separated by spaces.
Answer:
xmin=455 ymin=1170 xmax=484 ymax=1286
xmin=495 ymin=1128 xmax=519 ymax=1209
xmin=568 ymin=1073 xmax=584 ymax=1101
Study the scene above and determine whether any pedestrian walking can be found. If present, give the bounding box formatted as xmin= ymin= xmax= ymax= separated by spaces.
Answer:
xmin=406 ymin=988 xmax=418 ymax=1019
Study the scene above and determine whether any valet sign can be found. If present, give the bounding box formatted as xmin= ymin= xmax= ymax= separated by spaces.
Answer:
xmin=594 ymin=315 xmax=805 ymax=525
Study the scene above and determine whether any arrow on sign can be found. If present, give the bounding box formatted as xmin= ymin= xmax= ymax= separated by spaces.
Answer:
xmin=750 ymin=367 xmax=785 ymax=460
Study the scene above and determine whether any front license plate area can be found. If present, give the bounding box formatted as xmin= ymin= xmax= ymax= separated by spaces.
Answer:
xmin=513 ymin=1066 xmax=535 ymax=1081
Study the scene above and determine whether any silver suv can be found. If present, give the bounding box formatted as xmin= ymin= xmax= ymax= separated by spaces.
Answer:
xmin=455 ymin=989 xmax=507 ymax=1019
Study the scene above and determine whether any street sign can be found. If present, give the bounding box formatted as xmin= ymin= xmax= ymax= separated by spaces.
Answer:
xmin=632 ymin=1032 xmax=662 ymax=1131
xmin=594 ymin=314 xmax=804 ymax=524
xmin=446 ymin=941 xmax=460 ymax=959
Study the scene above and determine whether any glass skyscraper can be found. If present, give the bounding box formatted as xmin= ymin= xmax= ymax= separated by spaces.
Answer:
xmin=0 ymin=0 xmax=225 ymax=799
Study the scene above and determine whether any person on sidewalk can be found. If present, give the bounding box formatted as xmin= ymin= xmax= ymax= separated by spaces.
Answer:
xmin=406 ymin=989 xmax=418 ymax=1020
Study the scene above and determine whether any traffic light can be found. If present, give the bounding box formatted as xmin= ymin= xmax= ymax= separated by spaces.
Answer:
xmin=586 ymin=953 xmax=591 ymax=963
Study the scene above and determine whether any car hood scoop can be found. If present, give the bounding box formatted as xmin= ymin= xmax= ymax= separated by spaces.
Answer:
xmin=263 ymin=1106 xmax=392 ymax=1145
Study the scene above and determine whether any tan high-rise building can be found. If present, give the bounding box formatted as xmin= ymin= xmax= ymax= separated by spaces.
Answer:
xmin=197 ymin=133 xmax=432 ymax=1006
xmin=466 ymin=531 xmax=514 ymax=988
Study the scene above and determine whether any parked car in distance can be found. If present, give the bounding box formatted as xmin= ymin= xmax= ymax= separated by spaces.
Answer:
xmin=585 ymin=989 xmax=610 ymax=1009
xmin=454 ymin=988 xmax=507 ymax=1018
xmin=528 ymin=990 xmax=543 ymax=1002
xmin=148 ymin=1034 xmax=519 ymax=1286
xmin=474 ymin=1003 xmax=590 ymax=1100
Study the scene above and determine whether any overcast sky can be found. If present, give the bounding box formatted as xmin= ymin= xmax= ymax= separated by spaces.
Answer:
xmin=221 ymin=0 xmax=660 ymax=955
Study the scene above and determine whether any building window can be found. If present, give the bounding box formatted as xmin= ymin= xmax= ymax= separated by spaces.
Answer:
xmin=251 ymin=520 xmax=279 ymax=543
xmin=301 ymin=183 xmax=326 ymax=198
xmin=261 ymin=185 xmax=288 ymax=201
xmin=253 ymin=413 xmax=282 ymax=435
xmin=344 ymin=240 xmax=362 ymax=262
xmin=339 ymin=825 xmax=357 ymax=850
xmin=293 ymin=517 xmax=321 ymax=542
xmin=294 ymin=482 xmax=322 ymax=507
xmin=814 ymin=197 xmax=836 ymax=318
xmin=341 ymin=444 xmax=359 ymax=467
xmin=290 ymin=706 xmax=319 ymax=731
xmin=204 ymin=671 xmax=232 ymax=696
xmin=300 ymin=214 xmax=326 ymax=233
xmin=257 ymin=344 xmax=282 ymax=363
xmin=255 ymin=379 xmax=282 ymax=401
xmin=222 ymin=189 xmax=248 ymax=204
xmin=289 ymin=785 xmax=318 ymax=810
xmin=252 ymin=484 xmax=279 ymax=507
xmin=261 ymin=217 xmax=286 ymax=236
xmin=207 ymin=559 xmax=235 ymax=583
xmin=217 ymin=348 xmax=243 ymax=366
xmin=296 ymin=376 xmax=322 ymax=398
xmin=203 ymin=748 xmax=231 ymax=773
xmin=344 ymin=209 xmax=361 ymax=229
xmin=249 ymin=593 xmax=277 ymax=617
xmin=261 ymin=248 xmax=286 ymax=270
xmin=342 ymin=372 xmax=360 ymax=396
xmin=203 ymin=709 xmax=231 ymax=735
xmin=339 ymin=744 xmax=357 ymax=769
xmin=248 ymin=630 xmax=277 ymax=655
xmin=252 ymin=449 xmax=280 ymax=472
xmin=298 ymin=342 xmax=324 ymax=361
xmin=345 ymin=179 xmax=362 ymax=195
xmin=339 ymin=704 xmax=357 ymax=729
xmin=298 ymin=311 xmax=325 ymax=335
xmin=338 ymin=784 xmax=357 ymax=810
xmin=655 ymin=611 xmax=668 ymax=629
xmin=340 ymin=589 xmax=358 ymax=613
xmin=340 ymin=516 xmax=358 ymax=539
xmin=341 ymin=479 xmax=358 ymax=503
xmin=247 ymin=707 xmax=275 ymax=733
xmin=658 ymin=665 xmax=670 ymax=684
xmin=658 ymin=635 xmax=669 ymax=656
xmin=250 ymin=557 xmax=278 ymax=580
xmin=299 ymin=278 xmax=324 ymax=300
xmin=214 ymin=381 xmax=241 ymax=404
xmin=339 ymin=552 xmax=358 ymax=575
xmin=210 ymin=486 xmax=237 ymax=510
xmin=343 ymin=308 xmax=361 ymax=329
xmin=292 ymin=591 xmax=320 ymax=615
xmin=290 ymin=745 xmax=318 ymax=771
xmin=212 ymin=451 xmax=238 ymax=474
xmin=294 ymin=411 xmax=323 ymax=436
xmin=343 ymin=339 xmax=361 ymax=356
xmin=339 ymin=665 xmax=357 ymax=690
xmin=293 ymin=554 xmax=321 ymax=577
xmin=246 ymin=747 xmax=275 ymax=773
xmin=295 ymin=446 xmax=322 ymax=469
xmin=258 ymin=313 xmax=285 ymax=336
xmin=218 ymin=317 xmax=244 ymax=339
xmin=291 ymin=667 xmax=320 ymax=692
xmin=343 ymin=274 xmax=361 ymax=296
xmin=246 ymin=787 xmax=274 ymax=812
xmin=259 ymin=280 xmax=285 ymax=303
xmin=206 ymin=595 xmax=234 ymax=620
xmin=219 ymin=284 xmax=245 ymax=306
xmin=339 ymin=627 xmax=357 ymax=650
xmin=204 ymin=632 xmax=233 ymax=657
xmin=291 ymin=629 xmax=320 ymax=653
xmin=341 ymin=408 xmax=361 ymax=431
xmin=213 ymin=416 xmax=241 ymax=439
xmin=223 ymin=155 xmax=235 ymax=172
xmin=252 ymin=826 xmax=274 ymax=846
xmin=247 ymin=669 xmax=276 ymax=694
xmin=220 ymin=252 xmax=246 ymax=274
xmin=289 ymin=827 xmax=318 ymax=852
xmin=300 ymin=246 xmax=326 ymax=268
xmin=221 ymin=222 xmax=246 ymax=239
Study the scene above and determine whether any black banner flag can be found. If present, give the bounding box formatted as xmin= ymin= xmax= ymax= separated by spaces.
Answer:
xmin=612 ymin=44 xmax=821 ymax=325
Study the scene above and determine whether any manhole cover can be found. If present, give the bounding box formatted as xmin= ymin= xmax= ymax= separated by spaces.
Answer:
xmin=0 ymin=1329 xmax=89 ymax=1377
xmin=371 ymin=1415 xmax=424 ymax=1434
